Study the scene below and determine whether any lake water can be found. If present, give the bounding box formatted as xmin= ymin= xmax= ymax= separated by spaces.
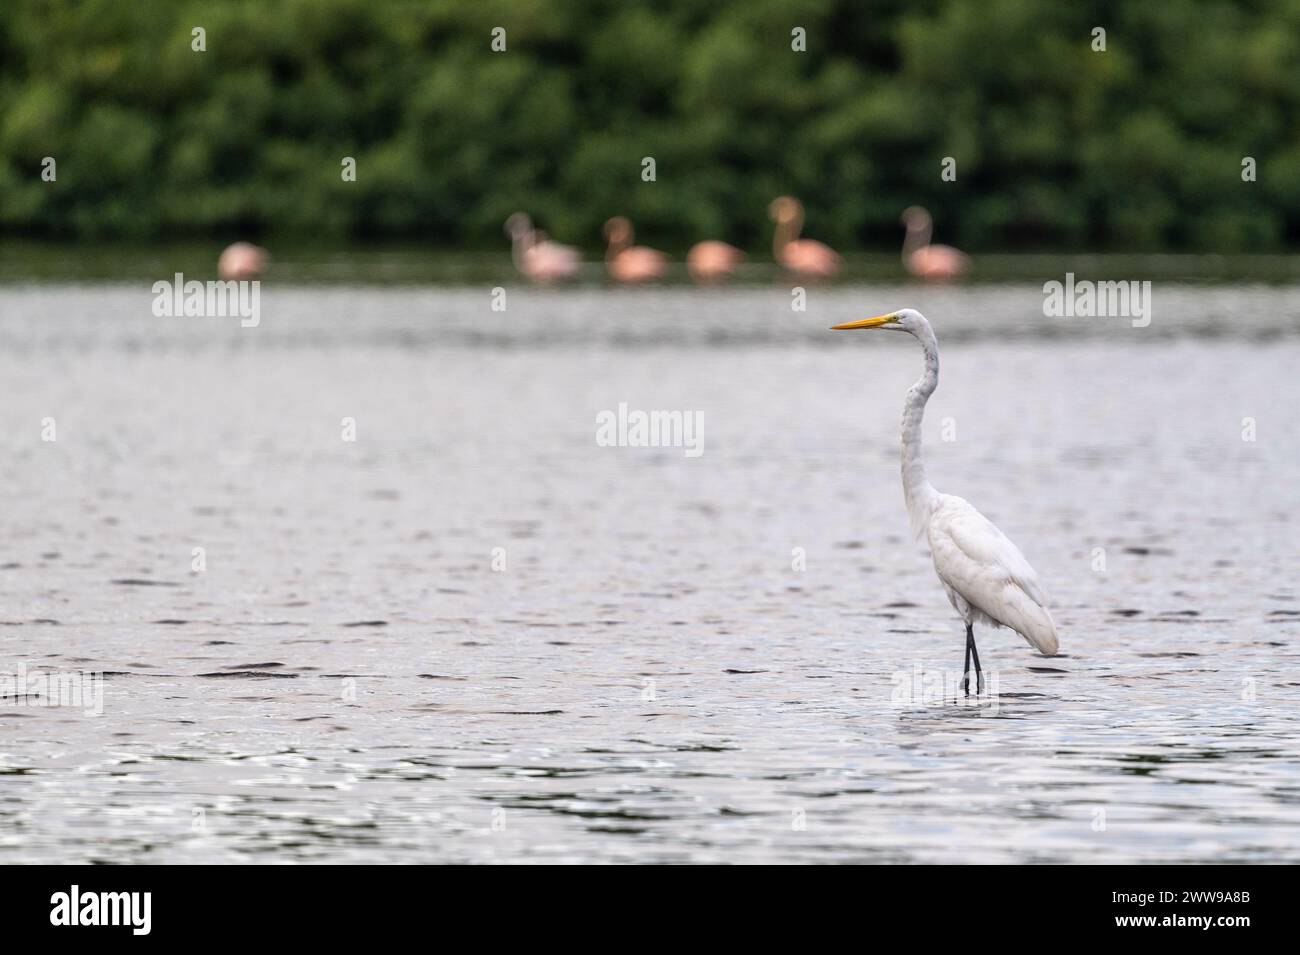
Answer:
xmin=1 ymin=275 xmax=1298 ymax=863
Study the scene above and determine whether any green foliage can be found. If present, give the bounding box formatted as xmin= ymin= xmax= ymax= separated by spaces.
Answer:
xmin=1 ymin=0 xmax=1297 ymax=249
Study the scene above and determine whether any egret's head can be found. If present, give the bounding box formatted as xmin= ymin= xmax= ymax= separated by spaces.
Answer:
xmin=832 ymin=307 xmax=926 ymax=334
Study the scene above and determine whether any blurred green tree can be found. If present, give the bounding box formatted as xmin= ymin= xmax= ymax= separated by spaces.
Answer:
xmin=0 ymin=0 xmax=1296 ymax=250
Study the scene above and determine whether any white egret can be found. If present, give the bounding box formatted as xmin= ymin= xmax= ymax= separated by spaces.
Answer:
xmin=833 ymin=308 xmax=1059 ymax=692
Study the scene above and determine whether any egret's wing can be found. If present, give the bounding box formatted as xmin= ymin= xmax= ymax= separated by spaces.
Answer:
xmin=928 ymin=496 xmax=1059 ymax=655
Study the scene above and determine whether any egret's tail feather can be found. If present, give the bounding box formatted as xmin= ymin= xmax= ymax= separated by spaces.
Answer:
xmin=990 ymin=584 xmax=1059 ymax=656
xmin=1017 ymin=603 xmax=1059 ymax=656
xmin=1029 ymin=617 xmax=1059 ymax=656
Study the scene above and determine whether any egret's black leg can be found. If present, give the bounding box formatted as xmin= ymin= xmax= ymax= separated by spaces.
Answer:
xmin=961 ymin=624 xmax=972 ymax=695
xmin=969 ymin=627 xmax=984 ymax=694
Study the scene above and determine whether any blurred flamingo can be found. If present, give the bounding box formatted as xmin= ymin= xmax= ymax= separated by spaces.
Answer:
xmin=901 ymin=206 xmax=970 ymax=281
xmin=603 ymin=217 xmax=667 ymax=284
xmin=687 ymin=240 xmax=745 ymax=284
xmin=768 ymin=196 xmax=841 ymax=281
xmin=218 ymin=242 xmax=268 ymax=281
xmin=504 ymin=213 xmax=581 ymax=283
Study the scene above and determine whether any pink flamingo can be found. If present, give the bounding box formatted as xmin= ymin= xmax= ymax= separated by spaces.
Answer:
xmin=686 ymin=240 xmax=745 ymax=284
xmin=218 ymin=242 xmax=268 ymax=281
xmin=769 ymin=196 xmax=841 ymax=281
xmin=504 ymin=213 xmax=581 ymax=283
xmin=901 ymin=206 xmax=970 ymax=281
xmin=603 ymin=217 xmax=667 ymax=284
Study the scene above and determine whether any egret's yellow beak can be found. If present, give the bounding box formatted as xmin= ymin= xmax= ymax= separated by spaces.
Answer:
xmin=832 ymin=312 xmax=898 ymax=330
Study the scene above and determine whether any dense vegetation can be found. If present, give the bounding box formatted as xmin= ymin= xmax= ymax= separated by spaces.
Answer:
xmin=2 ymin=0 xmax=1299 ymax=250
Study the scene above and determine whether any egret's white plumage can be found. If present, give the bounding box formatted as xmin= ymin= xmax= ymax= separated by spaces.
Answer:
xmin=928 ymin=497 xmax=1058 ymax=655
xmin=833 ymin=308 xmax=1059 ymax=684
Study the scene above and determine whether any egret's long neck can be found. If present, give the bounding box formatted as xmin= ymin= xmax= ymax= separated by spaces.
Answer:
xmin=901 ymin=321 xmax=940 ymax=536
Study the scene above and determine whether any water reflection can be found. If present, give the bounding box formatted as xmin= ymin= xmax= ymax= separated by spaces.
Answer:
xmin=0 ymin=278 xmax=1296 ymax=862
